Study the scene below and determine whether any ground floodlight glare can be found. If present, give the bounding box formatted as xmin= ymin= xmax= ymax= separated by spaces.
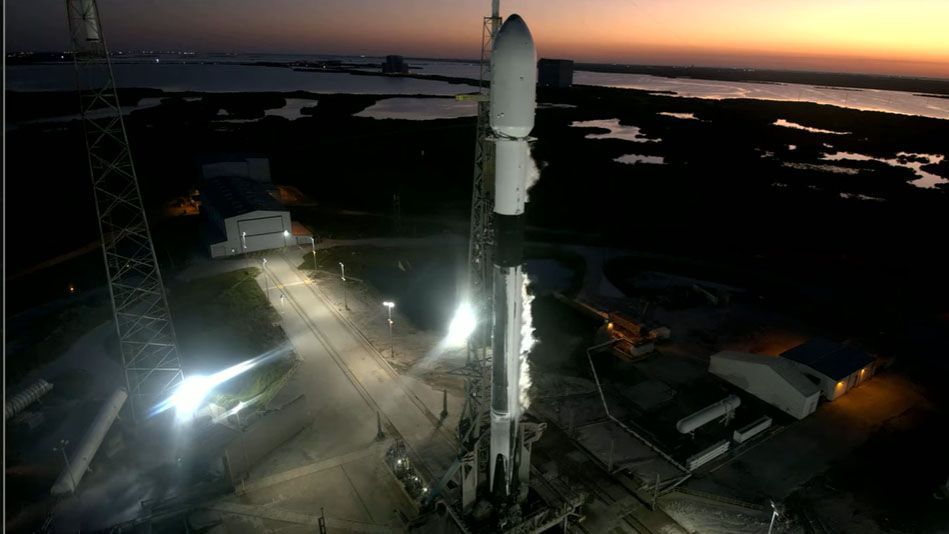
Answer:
xmin=447 ymin=301 xmax=476 ymax=346
xmin=171 ymin=375 xmax=213 ymax=421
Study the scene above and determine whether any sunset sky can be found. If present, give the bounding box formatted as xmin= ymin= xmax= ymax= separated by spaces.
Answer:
xmin=7 ymin=0 xmax=949 ymax=78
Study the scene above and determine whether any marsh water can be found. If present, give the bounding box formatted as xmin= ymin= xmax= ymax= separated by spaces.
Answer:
xmin=8 ymin=56 xmax=949 ymax=120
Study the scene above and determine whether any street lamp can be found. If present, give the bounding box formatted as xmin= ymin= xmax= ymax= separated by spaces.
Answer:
xmin=241 ymin=231 xmax=247 ymax=251
xmin=309 ymin=236 xmax=316 ymax=262
xmin=383 ymin=301 xmax=395 ymax=357
xmin=768 ymin=500 xmax=779 ymax=534
xmin=339 ymin=262 xmax=349 ymax=310
xmin=235 ymin=402 xmax=250 ymax=493
xmin=262 ymin=258 xmax=270 ymax=301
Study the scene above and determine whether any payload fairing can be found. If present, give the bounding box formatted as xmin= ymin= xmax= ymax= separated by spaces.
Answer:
xmin=488 ymin=13 xmax=536 ymax=496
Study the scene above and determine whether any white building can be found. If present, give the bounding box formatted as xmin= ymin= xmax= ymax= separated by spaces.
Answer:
xmin=780 ymin=339 xmax=877 ymax=401
xmin=202 ymin=176 xmax=297 ymax=258
xmin=709 ymin=351 xmax=820 ymax=420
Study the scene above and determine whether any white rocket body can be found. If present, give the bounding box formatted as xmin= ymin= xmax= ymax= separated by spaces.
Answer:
xmin=488 ymin=13 xmax=536 ymax=496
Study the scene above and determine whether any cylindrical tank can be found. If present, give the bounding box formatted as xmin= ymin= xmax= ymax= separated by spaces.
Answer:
xmin=51 ymin=389 xmax=127 ymax=495
xmin=5 ymin=379 xmax=53 ymax=421
xmin=676 ymin=395 xmax=741 ymax=434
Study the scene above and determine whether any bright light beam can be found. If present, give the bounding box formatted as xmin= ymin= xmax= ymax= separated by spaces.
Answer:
xmin=446 ymin=301 xmax=477 ymax=347
xmin=168 ymin=375 xmax=213 ymax=421
xmin=151 ymin=343 xmax=292 ymax=421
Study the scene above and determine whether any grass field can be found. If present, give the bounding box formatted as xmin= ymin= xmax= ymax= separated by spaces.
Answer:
xmin=168 ymin=267 xmax=296 ymax=408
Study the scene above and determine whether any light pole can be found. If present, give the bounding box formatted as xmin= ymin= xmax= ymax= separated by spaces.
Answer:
xmin=339 ymin=262 xmax=348 ymax=310
xmin=283 ymin=229 xmax=290 ymax=248
xmin=54 ymin=439 xmax=77 ymax=494
xmin=235 ymin=403 xmax=250 ymax=493
xmin=767 ymin=500 xmax=779 ymax=534
xmin=310 ymin=236 xmax=316 ymax=264
xmin=262 ymin=258 xmax=269 ymax=302
xmin=383 ymin=301 xmax=395 ymax=357
xmin=241 ymin=231 xmax=247 ymax=252
xmin=54 ymin=438 xmax=82 ymax=532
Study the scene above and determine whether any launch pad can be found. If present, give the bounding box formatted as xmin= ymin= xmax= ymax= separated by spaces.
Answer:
xmin=419 ymin=9 xmax=586 ymax=533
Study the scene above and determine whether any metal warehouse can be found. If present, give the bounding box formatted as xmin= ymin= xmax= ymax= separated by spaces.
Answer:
xmin=710 ymin=351 xmax=821 ymax=419
xmin=202 ymin=175 xmax=295 ymax=258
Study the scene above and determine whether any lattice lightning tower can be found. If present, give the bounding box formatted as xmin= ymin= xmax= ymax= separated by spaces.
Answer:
xmin=66 ymin=0 xmax=184 ymax=420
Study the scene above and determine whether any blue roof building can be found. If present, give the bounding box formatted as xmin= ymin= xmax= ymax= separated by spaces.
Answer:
xmin=780 ymin=339 xmax=878 ymax=401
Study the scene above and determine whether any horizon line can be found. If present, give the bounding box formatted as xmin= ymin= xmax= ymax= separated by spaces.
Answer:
xmin=8 ymin=49 xmax=949 ymax=82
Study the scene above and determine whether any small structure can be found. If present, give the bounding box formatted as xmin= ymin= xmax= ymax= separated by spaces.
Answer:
xmin=650 ymin=326 xmax=672 ymax=340
xmin=732 ymin=416 xmax=772 ymax=444
xmin=202 ymin=176 xmax=302 ymax=258
xmin=686 ymin=440 xmax=730 ymax=470
xmin=780 ymin=339 xmax=877 ymax=401
xmin=383 ymin=55 xmax=408 ymax=74
xmin=198 ymin=155 xmax=310 ymax=258
xmin=537 ymin=58 xmax=574 ymax=88
xmin=710 ymin=351 xmax=820 ymax=419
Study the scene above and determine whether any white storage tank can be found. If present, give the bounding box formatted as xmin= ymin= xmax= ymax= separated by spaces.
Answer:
xmin=51 ymin=389 xmax=127 ymax=495
xmin=676 ymin=395 xmax=741 ymax=434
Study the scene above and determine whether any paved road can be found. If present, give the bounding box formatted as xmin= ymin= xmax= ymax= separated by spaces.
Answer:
xmin=261 ymin=252 xmax=458 ymax=481
xmin=197 ymin=248 xmax=459 ymax=531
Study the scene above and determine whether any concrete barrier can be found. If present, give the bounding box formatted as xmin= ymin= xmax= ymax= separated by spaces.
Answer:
xmin=222 ymin=394 xmax=311 ymax=485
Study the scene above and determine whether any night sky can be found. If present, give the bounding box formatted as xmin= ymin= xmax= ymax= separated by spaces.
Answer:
xmin=7 ymin=0 xmax=949 ymax=78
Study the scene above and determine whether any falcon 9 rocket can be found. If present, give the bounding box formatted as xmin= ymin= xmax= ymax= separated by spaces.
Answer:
xmin=488 ymin=13 xmax=536 ymax=496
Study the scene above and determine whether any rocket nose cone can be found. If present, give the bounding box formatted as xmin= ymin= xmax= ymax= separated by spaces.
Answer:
xmin=490 ymin=14 xmax=537 ymax=137
xmin=494 ymin=14 xmax=534 ymax=56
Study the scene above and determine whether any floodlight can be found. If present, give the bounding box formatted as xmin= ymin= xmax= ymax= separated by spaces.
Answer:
xmin=446 ymin=302 xmax=476 ymax=346
xmin=171 ymin=375 xmax=213 ymax=421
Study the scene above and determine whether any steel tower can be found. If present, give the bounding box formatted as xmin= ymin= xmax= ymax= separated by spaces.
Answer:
xmin=67 ymin=0 xmax=184 ymax=420
xmin=455 ymin=0 xmax=502 ymax=512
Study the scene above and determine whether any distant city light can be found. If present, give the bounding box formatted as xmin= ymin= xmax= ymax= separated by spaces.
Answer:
xmin=446 ymin=301 xmax=476 ymax=346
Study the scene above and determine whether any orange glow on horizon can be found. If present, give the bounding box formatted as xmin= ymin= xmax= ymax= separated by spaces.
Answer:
xmin=519 ymin=0 xmax=949 ymax=77
xmin=7 ymin=0 xmax=949 ymax=78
